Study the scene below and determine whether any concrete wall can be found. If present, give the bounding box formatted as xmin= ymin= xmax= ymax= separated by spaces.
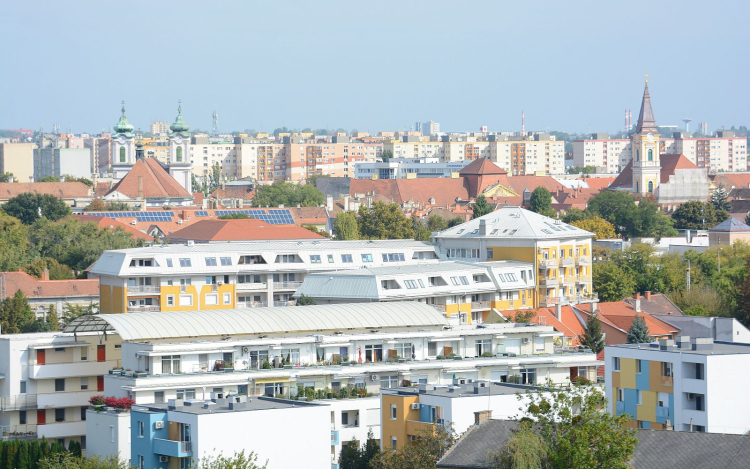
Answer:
xmin=86 ymin=409 xmax=131 ymax=463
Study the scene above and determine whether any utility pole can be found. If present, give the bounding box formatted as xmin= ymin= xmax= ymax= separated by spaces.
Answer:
xmin=686 ymin=259 xmax=691 ymax=292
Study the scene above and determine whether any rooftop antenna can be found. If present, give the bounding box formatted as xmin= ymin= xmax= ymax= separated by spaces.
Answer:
xmin=521 ymin=111 xmax=525 ymax=135
xmin=212 ymin=109 xmax=219 ymax=136
xmin=682 ymin=118 xmax=692 ymax=133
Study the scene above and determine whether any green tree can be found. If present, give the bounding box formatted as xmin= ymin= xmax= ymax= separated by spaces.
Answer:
xmin=579 ymin=314 xmax=605 ymax=354
xmin=472 ymin=195 xmax=494 ymax=219
xmin=0 ymin=212 xmax=31 ymax=271
xmin=338 ymin=438 xmax=362 ymax=469
xmin=491 ymin=422 xmax=548 ymax=469
xmin=217 ymin=213 xmax=251 ymax=219
xmin=22 ymin=258 xmax=75 ymax=280
xmin=671 ymin=200 xmax=726 ymax=230
xmin=529 ymin=187 xmax=555 ymax=217
xmin=592 ymin=262 xmax=635 ymax=302
xmin=0 ymin=290 xmax=35 ymax=334
xmin=561 ymin=208 xmax=586 ymax=224
xmin=358 ymin=202 xmax=415 ymax=240
xmin=514 ymin=382 xmax=637 ymax=469
xmin=447 ymin=217 xmax=464 ymax=228
xmin=252 ymin=180 xmax=325 ymax=208
xmin=381 ymin=149 xmax=393 ymax=163
xmin=361 ymin=429 xmax=380 ymax=468
xmin=426 ymin=214 xmax=448 ymax=232
xmin=570 ymin=217 xmax=616 ymax=240
xmin=302 ymin=224 xmax=330 ymax=238
xmin=585 ymin=191 xmax=636 ymax=236
xmin=193 ymin=450 xmax=268 ymax=469
xmin=2 ymin=193 xmax=72 ymax=224
xmin=668 ymin=286 xmax=723 ymax=317
xmin=371 ymin=425 xmax=455 ymax=469
xmin=0 ymin=173 xmax=15 ymax=182
xmin=511 ymin=310 xmax=537 ymax=323
xmin=39 ymin=453 xmax=132 ymax=469
xmin=46 ymin=305 xmax=60 ymax=332
xmin=61 ymin=303 xmax=97 ymax=329
xmin=736 ymin=263 xmax=750 ymax=326
xmin=632 ymin=200 xmax=677 ymax=238
xmin=411 ymin=217 xmax=432 ymax=241
xmin=296 ymin=294 xmax=317 ymax=306
xmin=711 ymin=185 xmax=731 ymax=213
xmin=334 ymin=211 xmax=360 ymax=240
xmin=627 ymin=313 xmax=651 ymax=343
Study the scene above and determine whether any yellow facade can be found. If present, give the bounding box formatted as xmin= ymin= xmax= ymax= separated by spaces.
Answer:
xmin=381 ymin=394 xmax=421 ymax=451
xmin=100 ymin=285 xmax=127 ymax=314
xmin=636 ymin=390 xmax=657 ymax=421
xmin=648 ymin=360 xmax=673 ymax=393
xmin=619 ymin=358 xmax=637 ymax=388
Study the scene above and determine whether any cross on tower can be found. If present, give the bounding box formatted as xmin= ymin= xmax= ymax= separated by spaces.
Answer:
xmin=644 ymin=73 xmax=649 ymax=84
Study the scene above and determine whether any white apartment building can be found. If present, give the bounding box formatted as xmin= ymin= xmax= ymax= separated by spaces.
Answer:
xmin=354 ymin=157 xmax=471 ymax=179
xmin=0 ymin=332 xmax=122 ymax=448
xmin=606 ymin=337 xmax=750 ymax=434
xmin=89 ymin=239 xmax=440 ymax=314
xmin=294 ymin=260 xmax=537 ymax=325
xmin=572 ymin=134 xmax=632 ymax=173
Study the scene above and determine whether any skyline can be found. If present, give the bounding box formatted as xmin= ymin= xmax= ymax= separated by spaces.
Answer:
xmin=2 ymin=0 xmax=748 ymax=134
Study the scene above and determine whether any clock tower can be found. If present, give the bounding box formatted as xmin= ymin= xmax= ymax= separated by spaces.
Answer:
xmin=631 ymin=76 xmax=660 ymax=196
xmin=168 ymin=101 xmax=193 ymax=193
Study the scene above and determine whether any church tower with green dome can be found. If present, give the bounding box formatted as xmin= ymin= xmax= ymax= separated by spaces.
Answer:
xmin=168 ymin=101 xmax=193 ymax=193
xmin=111 ymin=101 xmax=136 ymax=182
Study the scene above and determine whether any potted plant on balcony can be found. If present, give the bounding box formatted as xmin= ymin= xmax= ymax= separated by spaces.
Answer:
xmin=134 ymin=370 xmax=147 ymax=378
xmin=109 ymin=367 xmax=123 ymax=376
xmin=123 ymin=368 xmax=134 ymax=377
xmin=89 ymin=395 xmax=106 ymax=412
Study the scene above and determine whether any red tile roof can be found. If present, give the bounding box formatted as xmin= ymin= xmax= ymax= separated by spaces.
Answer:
xmin=107 ymin=158 xmax=191 ymax=199
xmin=168 ymin=219 xmax=325 ymax=242
xmin=580 ymin=177 xmax=615 ymax=192
xmin=610 ymin=154 xmax=698 ymax=190
xmin=396 ymin=178 xmax=470 ymax=206
xmin=0 ymin=182 xmax=92 ymax=200
xmin=506 ymin=175 xmax=562 ymax=195
xmin=72 ymin=215 xmax=153 ymax=241
xmin=288 ymin=206 xmax=328 ymax=225
xmin=588 ymin=301 xmax=679 ymax=339
xmin=0 ymin=271 xmax=98 ymax=299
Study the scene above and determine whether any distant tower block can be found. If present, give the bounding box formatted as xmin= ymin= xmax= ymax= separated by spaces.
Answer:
xmin=682 ymin=118 xmax=692 ymax=133
xmin=521 ymin=111 xmax=525 ymax=135
xmin=212 ymin=110 xmax=219 ymax=136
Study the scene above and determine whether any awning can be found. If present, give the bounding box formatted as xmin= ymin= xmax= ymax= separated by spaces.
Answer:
xmin=253 ymin=377 xmax=291 ymax=384
xmin=136 ymin=349 xmax=235 ymax=357
xmin=428 ymin=337 xmax=465 ymax=342
xmin=537 ymin=332 xmax=563 ymax=337
xmin=30 ymin=342 xmax=90 ymax=350
xmin=321 ymin=343 xmax=351 ymax=349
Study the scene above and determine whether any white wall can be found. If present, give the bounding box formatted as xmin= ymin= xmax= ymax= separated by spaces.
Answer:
xmin=171 ymin=402 xmax=331 ymax=469
xmin=85 ymin=410 xmax=131 ymax=463
xmin=705 ymin=354 xmax=750 ymax=434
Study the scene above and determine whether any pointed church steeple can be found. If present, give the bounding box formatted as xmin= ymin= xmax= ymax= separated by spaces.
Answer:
xmin=635 ymin=76 xmax=658 ymax=134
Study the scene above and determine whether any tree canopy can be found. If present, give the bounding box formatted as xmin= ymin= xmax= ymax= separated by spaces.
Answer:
xmin=358 ymin=202 xmax=415 ymax=240
xmin=627 ymin=313 xmax=651 ymax=343
xmin=529 ymin=187 xmax=555 ymax=218
xmin=334 ymin=211 xmax=359 ymax=240
xmin=252 ymin=181 xmax=325 ymax=208
xmin=570 ymin=217 xmax=616 ymax=240
xmin=671 ymin=200 xmax=728 ymax=230
xmin=3 ymin=193 xmax=72 ymax=224
xmin=579 ymin=314 xmax=605 ymax=354
xmin=370 ymin=424 xmax=455 ymax=469
xmin=472 ymin=195 xmax=494 ymax=219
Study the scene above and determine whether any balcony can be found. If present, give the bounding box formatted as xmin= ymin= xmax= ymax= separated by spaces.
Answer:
xmin=236 ymin=282 xmax=267 ymax=292
xmin=1 ymin=424 xmax=37 ymax=441
xmin=275 ymin=281 xmax=303 ymax=290
xmin=38 ymin=390 xmax=101 ymax=408
xmin=0 ymin=395 xmax=37 ymax=411
xmin=273 ymin=300 xmax=297 ymax=307
xmin=38 ymin=420 xmax=86 ymax=439
xmin=127 ymin=285 xmax=160 ymax=295
xmin=577 ymin=256 xmax=591 ymax=265
xmin=154 ymin=438 xmax=193 ymax=458
xmin=127 ymin=305 xmax=160 ymax=313
xmin=30 ymin=359 xmax=119 ymax=380
xmin=538 ymin=259 xmax=557 ymax=269
xmin=560 ymin=258 xmax=574 ymax=267
xmin=430 ymin=304 xmax=447 ymax=313
xmin=331 ymin=430 xmax=339 ymax=446
xmin=471 ymin=301 xmax=491 ymax=311
xmin=539 ymin=277 xmax=561 ymax=286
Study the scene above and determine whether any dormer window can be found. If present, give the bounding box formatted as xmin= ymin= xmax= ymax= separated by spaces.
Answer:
xmin=129 ymin=259 xmax=155 ymax=267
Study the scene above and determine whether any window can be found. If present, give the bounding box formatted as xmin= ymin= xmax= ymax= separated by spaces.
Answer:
xmin=617 ymin=388 xmax=624 ymax=402
xmin=637 ymin=420 xmax=647 ymax=429
xmin=81 ymin=347 xmax=87 ymax=361
xmin=162 ymin=355 xmax=181 ymax=374
xmin=154 ymin=391 xmax=165 ymax=403
xmin=341 ymin=254 xmax=353 ymax=263
xmin=138 ymin=455 xmax=145 ymax=469
xmin=220 ymin=257 xmax=232 ymax=266
xmin=55 ymin=408 xmax=65 ymax=422
xmin=404 ymin=280 xmax=419 ymax=289
xmin=20 ymin=380 xmax=26 ymax=394
xmin=636 ymin=360 xmax=643 ymax=374
xmin=18 ymin=410 xmax=27 ymax=424
xmin=428 ymin=342 xmax=437 ymax=357
xmin=657 ymin=392 xmax=668 ymax=407
xmin=176 ymin=146 xmax=183 ymax=162
xmin=361 ymin=254 xmax=373 ymax=263
xmin=328 ymin=254 xmax=334 ymax=263
xmin=282 ymin=348 xmax=300 ymax=365
xmin=167 ymin=295 xmax=175 ymax=307
xmin=637 ymin=390 xmax=643 ymax=405
xmin=365 ymin=344 xmax=383 ymax=362
xmin=382 ymin=253 xmax=405 ymax=262
xmin=138 ymin=421 xmax=144 ymax=437
xmin=534 ymin=337 xmax=545 ymax=352
xmin=486 ymin=248 xmax=494 ymax=259
xmin=614 ymin=357 xmax=621 ymax=371
xmin=648 ymin=149 xmax=653 ymax=161
xmin=119 ymin=147 xmax=125 ymax=162
xmin=391 ymin=436 xmax=398 ymax=450
xmin=310 ymin=255 xmax=322 ymax=264
xmin=662 ymin=362 xmax=673 ymax=377
xmin=648 ymin=181 xmax=654 ymax=193
xmin=80 ymin=377 xmax=88 ymax=390
xmin=55 ymin=379 xmax=65 ymax=392
xmin=393 ymin=342 xmax=411 ymax=358
xmin=223 ymin=293 xmax=231 ymax=305
xmin=176 ymin=389 xmax=196 ymax=400
xmin=391 ymin=404 xmax=397 ymax=420
xmin=341 ymin=412 xmax=349 ymax=426
xmin=179 ymin=295 xmax=193 ymax=307
xmin=110 ymin=426 xmax=115 ymax=444
xmin=179 ymin=258 xmax=191 ymax=267
xmin=380 ymin=375 xmax=399 ymax=389
xmin=205 ymin=294 xmax=219 ymax=306
xmin=520 ymin=369 xmax=536 ymax=385
xmin=205 ymin=257 xmax=217 ymax=266
xmin=166 ymin=258 xmax=173 ymax=267
xmin=476 ymin=339 xmax=492 ymax=356
xmin=694 ymin=363 xmax=705 ymax=380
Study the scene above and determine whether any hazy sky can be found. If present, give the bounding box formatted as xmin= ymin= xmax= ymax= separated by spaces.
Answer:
xmin=2 ymin=0 xmax=748 ymax=135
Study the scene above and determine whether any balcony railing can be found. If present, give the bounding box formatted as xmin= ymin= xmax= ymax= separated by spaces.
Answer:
xmin=275 ymin=281 xmax=303 ymax=290
xmin=539 ymin=277 xmax=561 ymax=286
xmin=238 ymin=301 xmax=268 ymax=309
xmin=577 ymin=256 xmax=591 ymax=264
xmin=430 ymin=304 xmax=447 ymax=313
xmin=471 ymin=301 xmax=491 ymax=311
xmin=0 ymin=395 xmax=37 ymax=411
xmin=154 ymin=438 xmax=193 ymax=457
xmin=1 ymin=424 xmax=37 ymax=440
xmin=273 ymin=300 xmax=297 ymax=307
xmin=538 ymin=259 xmax=557 ymax=269
xmin=236 ymin=282 xmax=267 ymax=292
xmin=560 ymin=258 xmax=575 ymax=266
xmin=331 ymin=430 xmax=339 ymax=446
xmin=127 ymin=305 xmax=160 ymax=313
xmin=128 ymin=285 xmax=160 ymax=294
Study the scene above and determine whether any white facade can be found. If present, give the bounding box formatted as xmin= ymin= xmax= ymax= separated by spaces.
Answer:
xmin=354 ymin=157 xmax=471 ymax=179
xmin=85 ymin=409 xmax=131 ymax=463
xmin=572 ymin=137 xmax=632 ymax=173
xmin=328 ymin=397 xmax=380 ymax=461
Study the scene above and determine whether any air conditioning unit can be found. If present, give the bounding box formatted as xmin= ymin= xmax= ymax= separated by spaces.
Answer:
xmin=242 ymin=347 xmax=249 ymax=354
xmin=411 ymin=403 xmax=420 ymax=410
xmin=177 ymin=219 xmax=183 ymax=225
xmin=154 ymin=421 xmax=164 ymax=429
xmin=371 ymin=375 xmax=378 ymax=382
xmin=159 ymin=456 xmax=169 ymax=463
xmin=522 ymin=338 xmax=530 ymax=344
xmin=458 ymin=378 xmax=467 ymax=385
xmin=314 ymin=335 xmax=324 ymax=343
xmin=131 ymin=220 xmax=137 ymax=225
xmin=687 ymin=393 xmax=696 ymax=400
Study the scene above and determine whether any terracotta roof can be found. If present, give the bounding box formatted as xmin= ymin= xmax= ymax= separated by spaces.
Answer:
xmin=591 ymin=301 xmax=679 ymax=338
xmin=209 ymin=186 xmax=253 ymax=200
xmin=349 ymin=179 xmax=402 ymax=204
xmin=396 ymin=178 xmax=470 ymax=206
xmin=579 ymin=177 xmax=615 ymax=192
xmin=72 ymin=215 xmax=153 ymax=241
xmin=622 ymin=293 xmax=684 ymax=317
xmin=0 ymin=271 xmax=98 ymax=299
xmin=192 ymin=192 xmax=204 ymax=206
xmin=459 ymin=158 xmax=508 ymax=176
xmin=94 ymin=182 xmax=111 ymax=197
xmin=505 ymin=175 xmax=562 ymax=195
xmin=715 ymin=173 xmax=750 ymax=191
xmin=659 ymin=154 xmax=698 ymax=183
xmin=0 ymin=182 xmax=92 ymax=200
xmin=107 ymin=158 xmax=191 ymax=199
xmin=287 ymin=206 xmax=328 ymax=225
xmin=609 ymin=160 xmax=634 ymax=190
xmin=168 ymin=219 xmax=325 ymax=242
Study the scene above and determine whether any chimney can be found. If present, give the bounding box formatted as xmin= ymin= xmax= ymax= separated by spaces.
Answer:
xmin=326 ymin=195 xmax=333 ymax=212
xmin=635 ymin=298 xmax=641 ymax=313
xmin=645 ymin=291 xmax=651 ymax=300
xmin=344 ymin=194 xmax=350 ymax=211
xmin=555 ymin=303 xmax=562 ymax=321
xmin=677 ymin=336 xmax=691 ymax=349
xmin=591 ymin=302 xmax=597 ymax=313
xmin=635 ymin=292 xmax=641 ymax=300
xmin=479 ymin=219 xmax=487 ymax=236
xmin=474 ymin=410 xmax=492 ymax=425
xmin=41 ymin=269 xmax=50 ymax=281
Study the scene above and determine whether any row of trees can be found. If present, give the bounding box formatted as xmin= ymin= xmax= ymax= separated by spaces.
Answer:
xmin=0 ymin=437 xmax=77 ymax=469
xmin=252 ymin=180 xmax=325 ymax=208
xmin=0 ymin=290 xmax=97 ymax=334
xmin=334 ymin=202 xmax=432 ymax=241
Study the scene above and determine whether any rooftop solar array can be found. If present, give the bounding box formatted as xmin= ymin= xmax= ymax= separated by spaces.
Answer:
xmin=194 ymin=211 xmax=209 ymax=217
xmin=214 ymin=209 xmax=295 ymax=224
xmin=136 ymin=213 xmax=173 ymax=222
xmin=86 ymin=211 xmax=175 ymax=220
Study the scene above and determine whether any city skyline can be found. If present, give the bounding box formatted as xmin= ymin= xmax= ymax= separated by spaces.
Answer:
xmin=2 ymin=0 xmax=748 ymax=134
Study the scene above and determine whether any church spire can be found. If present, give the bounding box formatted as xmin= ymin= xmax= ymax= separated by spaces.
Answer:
xmin=635 ymin=76 xmax=658 ymax=134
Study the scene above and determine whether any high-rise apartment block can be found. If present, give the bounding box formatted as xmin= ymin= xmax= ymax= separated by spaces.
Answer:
xmin=150 ymin=121 xmax=170 ymax=135
xmin=0 ymin=143 xmax=36 ymax=182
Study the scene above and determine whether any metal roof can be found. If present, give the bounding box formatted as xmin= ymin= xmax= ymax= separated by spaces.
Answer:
xmin=64 ymin=303 xmax=449 ymax=341
xmin=433 ymin=206 xmax=592 ymax=240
